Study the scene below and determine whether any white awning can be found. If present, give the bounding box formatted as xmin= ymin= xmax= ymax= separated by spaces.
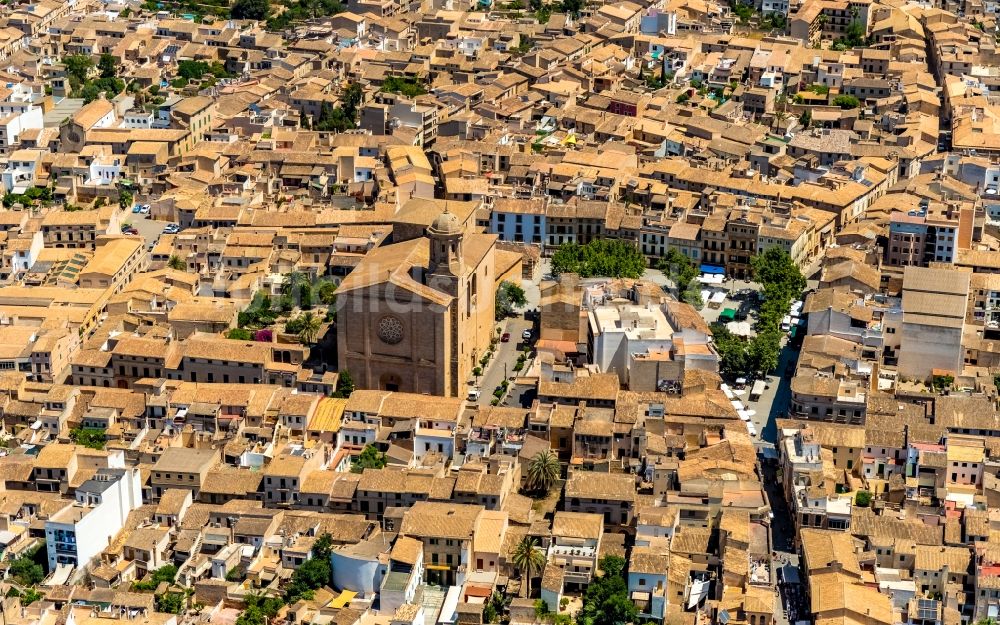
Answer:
xmin=688 ymin=578 xmax=710 ymax=609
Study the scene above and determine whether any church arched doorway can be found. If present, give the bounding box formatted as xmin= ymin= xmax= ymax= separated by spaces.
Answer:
xmin=380 ymin=373 xmax=401 ymax=392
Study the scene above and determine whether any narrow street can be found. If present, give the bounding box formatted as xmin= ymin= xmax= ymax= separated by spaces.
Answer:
xmin=474 ymin=315 xmax=532 ymax=406
xmin=761 ymin=461 xmax=806 ymax=625
xmin=749 ymin=339 xmax=797 ymax=445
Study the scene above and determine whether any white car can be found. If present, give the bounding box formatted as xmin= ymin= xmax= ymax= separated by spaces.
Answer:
xmin=521 ymin=329 xmax=532 ymax=341
xmin=467 ymin=389 xmax=481 ymax=402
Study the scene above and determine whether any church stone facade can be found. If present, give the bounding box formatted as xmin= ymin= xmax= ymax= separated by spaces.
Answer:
xmin=336 ymin=209 xmax=498 ymax=397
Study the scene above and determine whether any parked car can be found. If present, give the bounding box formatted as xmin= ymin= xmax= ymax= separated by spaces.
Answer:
xmin=521 ymin=329 xmax=532 ymax=341
xmin=467 ymin=389 xmax=481 ymax=401
xmin=139 ymin=205 xmax=150 ymax=214
xmin=132 ymin=204 xmax=142 ymax=213
xmin=163 ymin=223 xmax=180 ymax=234
xmin=501 ymin=332 xmax=510 ymax=342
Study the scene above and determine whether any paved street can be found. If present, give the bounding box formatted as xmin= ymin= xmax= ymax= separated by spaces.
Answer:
xmin=122 ymin=210 xmax=170 ymax=250
xmin=747 ymin=339 xmax=798 ymax=444
xmin=760 ymin=460 xmax=805 ymax=625
xmin=473 ymin=316 xmax=533 ymax=405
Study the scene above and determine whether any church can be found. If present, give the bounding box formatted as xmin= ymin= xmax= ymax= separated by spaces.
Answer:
xmin=336 ymin=209 xmax=501 ymax=397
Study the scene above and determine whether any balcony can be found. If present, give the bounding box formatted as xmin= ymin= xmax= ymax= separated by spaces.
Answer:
xmin=549 ymin=545 xmax=597 ymax=576
xmin=469 ymin=429 xmax=491 ymax=443
xmin=415 ymin=423 xmax=454 ymax=439
xmin=54 ymin=542 xmax=77 ymax=555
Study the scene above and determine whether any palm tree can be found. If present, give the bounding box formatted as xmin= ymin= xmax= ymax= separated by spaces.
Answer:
xmin=510 ymin=537 xmax=546 ymax=597
xmin=282 ymin=271 xmax=306 ymax=296
xmin=167 ymin=255 xmax=185 ymax=271
xmin=773 ymin=110 xmax=788 ymax=130
xmin=526 ymin=450 xmax=560 ymax=494
xmin=297 ymin=312 xmax=322 ymax=344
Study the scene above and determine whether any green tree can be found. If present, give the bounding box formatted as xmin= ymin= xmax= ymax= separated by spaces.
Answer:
xmin=711 ymin=247 xmax=806 ymax=378
xmin=731 ymin=1 xmax=753 ymax=23
xmin=799 ymin=108 xmax=812 ymax=128
xmin=550 ymin=239 xmax=645 ymax=279
xmin=79 ymin=83 xmax=100 ymax=103
xmin=118 ymin=189 xmax=135 ymax=208
xmin=483 ymin=592 xmax=506 ymax=624
xmin=578 ymin=556 xmax=636 ymax=625
xmin=157 ymin=592 xmax=185 ymax=614
xmin=279 ymin=271 xmax=314 ymax=309
xmin=312 ymin=533 xmax=334 ymax=561
xmin=505 ymin=282 xmax=527 ymax=307
xmin=525 ymin=450 xmax=560 ymax=495
xmin=495 ymin=281 xmax=527 ymax=319
xmin=855 ymin=490 xmax=873 ymax=507
xmin=295 ymin=311 xmax=322 ymax=344
xmin=177 ymin=60 xmax=209 ymax=81
xmin=351 ymin=445 xmax=387 ymax=473
xmin=511 ymin=537 xmax=546 ymax=597
xmin=284 ymin=552 xmax=331 ymax=602
xmin=132 ymin=564 xmax=178 ymax=591
xmin=19 ymin=588 xmax=43 ymax=606
xmin=335 ymin=370 xmax=355 ymax=397
xmin=98 ymin=53 xmax=118 ymax=79
xmin=63 ymin=54 xmax=95 ymax=85
xmin=313 ymin=83 xmax=363 ymax=132
xmin=751 ymin=247 xmax=805 ymax=296
xmin=168 ymin=255 xmax=186 ymax=271
xmin=317 ymin=281 xmax=337 ymax=305
xmin=226 ymin=328 xmax=254 ymax=341
xmin=281 ymin=270 xmax=307 ymax=299
xmin=844 ymin=19 xmax=865 ymax=45
xmin=657 ymin=248 xmax=698 ymax=300
xmin=70 ymin=427 xmax=106 ymax=450
xmin=237 ymin=594 xmax=283 ymax=625
xmin=496 ymin=285 xmax=512 ymax=320
xmin=381 ymin=76 xmax=428 ymax=97
xmin=747 ymin=329 xmax=782 ymax=376
xmin=483 ymin=601 xmax=498 ymax=624
xmin=236 ymin=606 xmax=266 ymax=625
xmin=832 ymin=94 xmax=860 ymax=109
xmin=932 ymin=374 xmax=954 ymax=391
xmin=710 ymin=323 xmax=749 ymax=377
xmin=560 ymin=0 xmax=583 ymax=15
xmin=9 ymin=549 xmax=45 ymax=586
xmin=231 ymin=0 xmax=271 ymax=19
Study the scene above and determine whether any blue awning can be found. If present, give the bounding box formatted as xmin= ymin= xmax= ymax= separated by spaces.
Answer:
xmin=700 ymin=264 xmax=725 ymax=275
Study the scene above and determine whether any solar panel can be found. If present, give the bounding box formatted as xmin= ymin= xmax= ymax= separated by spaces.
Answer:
xmin=916 ymin=599 xmax=938 ymax=621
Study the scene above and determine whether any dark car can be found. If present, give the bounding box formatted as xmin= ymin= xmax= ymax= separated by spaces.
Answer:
xmin=501 ymin=332 xmax=510 ymax=342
